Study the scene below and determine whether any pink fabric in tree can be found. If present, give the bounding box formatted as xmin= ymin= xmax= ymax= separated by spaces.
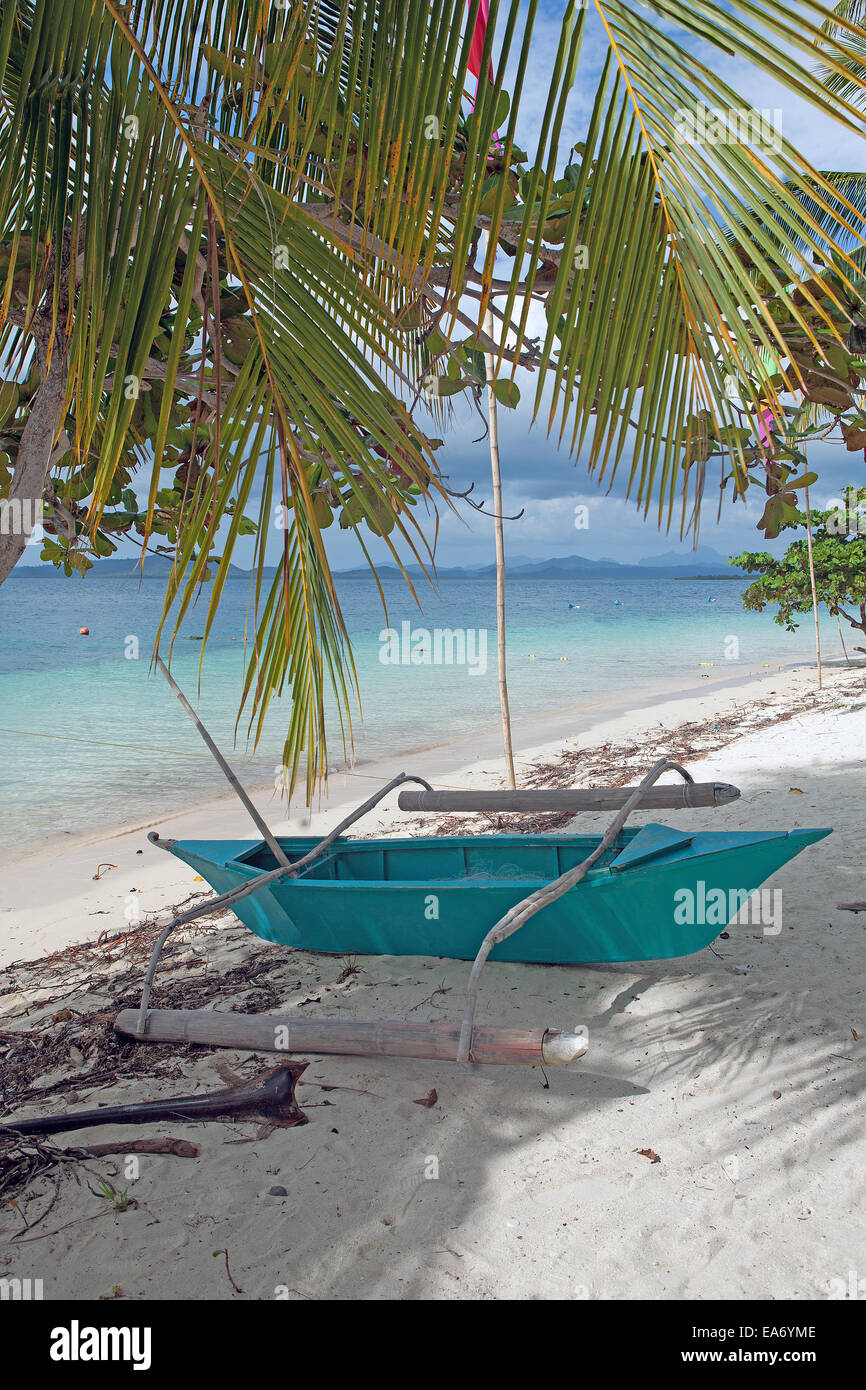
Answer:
xmin=464 ymin=0 xmax=501 ymax=151
xmin=467 ymin=0 xmax=494 ymax=82
xmin=758 ymin=406 xmax=776 ymax=462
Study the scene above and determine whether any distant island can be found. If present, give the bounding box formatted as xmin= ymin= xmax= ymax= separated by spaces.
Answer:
xmin=12 ymin=545 xmax=745 ymax=581
xmin=334 ymin=545 xmax=746 ymax=581
xmin=11 ymin=556 xmax=248 ymax=579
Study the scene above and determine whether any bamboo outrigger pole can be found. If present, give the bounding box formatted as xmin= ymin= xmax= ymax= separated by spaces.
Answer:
xmin=115 ymin=1011 xmax=588 ymax=1067
xmin=398 ymin=781 xmax=739 ymax=813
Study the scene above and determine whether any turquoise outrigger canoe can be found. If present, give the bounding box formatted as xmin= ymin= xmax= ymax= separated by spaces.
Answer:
xmin=163 ymin=822 xmax=830 ymax=965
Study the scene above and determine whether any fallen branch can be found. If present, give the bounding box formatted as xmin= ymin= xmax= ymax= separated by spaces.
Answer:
xmin=67 ymin=1137 xmax=201 ymax=1158
xmin=2 ymin=1064 xmax=308 ymax=1136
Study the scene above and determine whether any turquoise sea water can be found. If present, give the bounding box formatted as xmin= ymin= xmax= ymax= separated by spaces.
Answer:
xmin=0 ymin=569 xmax=839 ymax=856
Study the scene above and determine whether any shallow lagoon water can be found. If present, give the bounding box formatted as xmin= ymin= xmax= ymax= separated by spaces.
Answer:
xmin=0 ymin=570 xmax=838 ymax=855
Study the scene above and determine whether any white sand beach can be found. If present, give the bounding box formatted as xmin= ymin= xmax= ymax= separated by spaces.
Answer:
xmin=1 ymin=661 xmax=864 ymax=1301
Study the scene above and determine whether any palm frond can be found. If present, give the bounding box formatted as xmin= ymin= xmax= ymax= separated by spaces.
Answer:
xmin=2 ymin=0 xmax=866 ymax=797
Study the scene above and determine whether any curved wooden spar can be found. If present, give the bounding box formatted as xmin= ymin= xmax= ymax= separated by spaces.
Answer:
xmin=456 ymin=758 xmax=697 ymax=1061
xmin=156 ymin=655 xmax=291 ymax=870
xmin=398 ymin=783 xmax=740 ymax=813
xmin=134 ymin=770 xmax=432 ymax=1037
xmin=116 ymin=1010 xmax=588 ymax=1067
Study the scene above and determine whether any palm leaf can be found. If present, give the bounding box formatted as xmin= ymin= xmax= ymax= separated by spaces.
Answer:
xmin=2 ymin=0 xmax=866 ymax=800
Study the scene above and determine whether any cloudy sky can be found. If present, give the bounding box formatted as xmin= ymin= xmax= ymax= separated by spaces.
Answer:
xmin=343 ymin=0 xmax=866 ymax=573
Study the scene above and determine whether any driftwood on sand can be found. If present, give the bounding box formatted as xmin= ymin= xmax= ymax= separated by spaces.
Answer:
xmin=1 ymin=1063 xmax=308 ymax=1137
xmin=71 ymin=1137 xmax=201 ymax=1158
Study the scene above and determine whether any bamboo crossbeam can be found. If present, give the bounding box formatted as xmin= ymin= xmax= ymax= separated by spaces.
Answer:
xmin=115 ymin=1010 xmax=588 ymax=1067
xmin=398 ymin=782 xmax=740 ymax=813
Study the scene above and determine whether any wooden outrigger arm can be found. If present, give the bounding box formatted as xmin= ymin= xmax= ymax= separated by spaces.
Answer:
xmin=454 ymin=757 xmax=699 ymax=1061
xmin=134 ymin=768 xmax=432 ymax=1037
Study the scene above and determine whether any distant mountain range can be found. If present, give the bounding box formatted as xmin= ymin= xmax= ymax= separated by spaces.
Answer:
xmin=335 ymin=545 xmax=746 ymax=580
xmin=14 ymin=545 xmax=744 ymax=580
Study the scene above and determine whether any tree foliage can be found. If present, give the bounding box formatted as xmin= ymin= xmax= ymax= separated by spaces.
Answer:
xmin=731 ymin=485 xmax=866 ymax=647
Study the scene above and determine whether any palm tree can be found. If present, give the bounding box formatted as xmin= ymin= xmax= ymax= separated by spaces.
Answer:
xmin=0 ymin=0 xmax=865 ymax=799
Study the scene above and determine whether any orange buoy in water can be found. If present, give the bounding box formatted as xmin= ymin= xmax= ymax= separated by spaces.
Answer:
xmin=79 ymin=626 xmax=90 ymax=635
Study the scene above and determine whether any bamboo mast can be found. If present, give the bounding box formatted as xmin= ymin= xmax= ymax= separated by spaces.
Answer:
xmin=485 ymin=306 xmax=516 ymax=789
xmin=803 ymin=476 xmax=822 ymax=690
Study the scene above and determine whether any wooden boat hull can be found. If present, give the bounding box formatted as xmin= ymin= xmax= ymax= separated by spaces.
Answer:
xmin=163 ymin=824 xmax=830 ymax=964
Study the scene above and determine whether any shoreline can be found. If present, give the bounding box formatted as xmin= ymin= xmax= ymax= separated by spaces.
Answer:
xmin=0 ymin=651 xmax=841 ymax=870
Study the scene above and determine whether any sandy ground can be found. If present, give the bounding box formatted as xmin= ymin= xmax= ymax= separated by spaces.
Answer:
xmin=0 ymin=660 xmax=864 ymax=1301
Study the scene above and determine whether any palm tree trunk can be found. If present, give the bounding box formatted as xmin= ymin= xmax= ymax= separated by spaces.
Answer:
xmin=804 ymin=477 xmax=822 ymax=690
xmin=485 ymin=308 xmax=516 ymax=789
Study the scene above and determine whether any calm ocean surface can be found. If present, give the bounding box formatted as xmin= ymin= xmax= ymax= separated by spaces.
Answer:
xmin=0 ymin=569 xmax=839 ymax=856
